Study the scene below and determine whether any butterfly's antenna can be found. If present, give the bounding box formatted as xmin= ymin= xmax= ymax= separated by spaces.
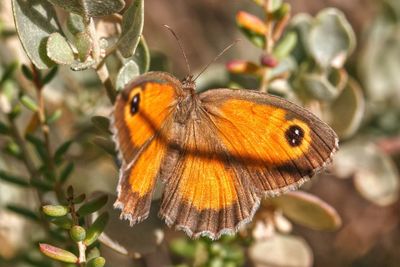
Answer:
xmin=193 ymin=39 xmax=240 ymax=82
xmin=163 ymin=24 xmax=191 ymax=77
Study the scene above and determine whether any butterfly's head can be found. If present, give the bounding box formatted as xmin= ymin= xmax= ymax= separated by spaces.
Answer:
xmin=182 ymin=75 xmax=196 ymax=93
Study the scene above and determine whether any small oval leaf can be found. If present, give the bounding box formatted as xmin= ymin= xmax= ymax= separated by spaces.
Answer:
xmin=249 ymin=234 xmax=313 ymax=267
xmin=46 ymin=32 xmax=75 ymax=65
xmin=309 ymin=8 xmax=356 ymax=69
xmin=118 ymin=0 xmax=144 ymax=58
xmin=39 ymin=243 xmax=78 ymax=263
xmin=272 ymin=191 xmax=342 ymax=231
xmin=116 ymin=60 xmax=140 ymax=91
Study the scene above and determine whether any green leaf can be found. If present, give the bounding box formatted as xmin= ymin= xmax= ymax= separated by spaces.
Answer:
xmin=87 ymin=257 xmax=106 ymax=267
xmin=54 ymin=140 xmax=73 ymax=163
xmin=48 ymin=0 xmax=125 ymax=17
xmin=301 ymin=73 xmax=340 ymax=101
xmin=42 ymin=205 xmax=69 ymax=217
xmin=273 ymin=31 xmax=298 ymax=59
xmin=236 ymin=11 xmax=267 ymax=49
xmin=73 ymin=194 xmax=86 ymax=204
xmin=334 ymin=141 xmax=400 ymax=206
xmin=21 ymin=64 xmax=34 ymax=80
xmin=132 ymin=37 xmax=150 ymax=73
xmin=60 ymin=162 xmax=75 ymax=183
xmin=273 ymin=191 xmax=342 ymax=231
xmin=289 ymin=14 xmax=313 ymax=63
xmin=118 ymin=0 xmax=144 ymax=58
xmin=43 ymin=66 xmax=58 ymax=85
xmin=12 ymin=0 xmax=58 ymax=69
xmin=92 ymin=136 xmax=116 ymax=156
xmin=70 ymin=225 xmax=86 ymax=242
xmin=46 ymin=32 xmax=75 ymax=65
xmin=66 ymin=13 xmax=84 ymax=35
xmin=0 ymin=170 xmax=29 ymax=187
xmin=328 ymin=78 xmax=365 ymax=139
xmin=26 ymin=134 xmax=47 ymax=161
xmin=77 ymin=195 xmax=108 ymax=217
xmin=46 ymin=109 xmax=63 ymax=124
xmin=31 ymin=178 xmax=54 ymax=191
xmin=7 ymin=204 xmax=40 ymax=221
xmin=249 ymin=234 xmax=313 ymax=267
xmin=39 ymin=243 xmax=78 ymax=263
xmin=20 ymin=95 xmax=38 ymax=112
xmin=116 ymin=60 xmax=140 ymax=91
xmin=91 ymin=116 xmax=111 ymax=135
xmin=75 ymin=32 xmax=92 ymax=62
xmin=84 ymin=213 xmax=109 ymax=246
xmin=49 ymin=216 xmax=73 ymax=230
xmin=272 ymin=3 xmax=290 ymax=21
xmin=309 ymin=8 xmax=356 ymax=69
xmin=0 ymin=121 xmax=10 ymax=135
xmin=170 ymin=239 xmax=196 ymax=259
xmin=0 ymin=62 xmax=18 ymax=85
xmin=4 ymin=141 xmax=22 ymax=159
xmin=87 ymin=247 xmax=101 ymax=261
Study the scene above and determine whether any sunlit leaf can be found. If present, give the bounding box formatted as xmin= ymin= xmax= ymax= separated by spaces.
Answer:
xmin=328 ymin=78 xmax=365 ymax=139
xmin=272 ymin=191 xmax=342 ymax=231
xmin=12 ymin=0 xmax=58 ymax=69
xmin=309 ymin=8 xmax=356 ymax=69
xmin=118 ymin=0 xmax=144 ymax=58
xmin=333 ymin=141 xmax=400 ymax=206
xmin=39 ymin=243 xmax=78 ymax=263
xmin=42 ymin=205 xmax=69 ymax=217
xmin=77 ymin=195 xmax=108 ymax=217
xmin=116 ymin=60 xmax=140 ymax=91
xmin=249 ymin=234 xmax=313 ymax=267
xmin=75 ymin=32 xmax=92 ymax=62
xmin=46 ymin=32 xmax=75 ymax=65
xmin=48 ymin=0 xmax=125 ymax=17
xmin=84 ymin=213 xmax=109 ymax=246
xmin=132 ymin=37 xmax=150 ymax=74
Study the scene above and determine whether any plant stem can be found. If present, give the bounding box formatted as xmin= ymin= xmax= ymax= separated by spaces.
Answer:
xmin=260 ymin=0 xmax=275 ymax=93
xmin=78 ymin=241 xmax=87 ymax=266
xmin=85 ymin=17 xmax=117 ymax=103
xmin=68 ymin=191 xmax=87 ymax=266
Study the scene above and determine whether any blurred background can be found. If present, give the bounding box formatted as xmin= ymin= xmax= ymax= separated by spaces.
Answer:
xmin=1 ymin=0 xmax=400 ymax=267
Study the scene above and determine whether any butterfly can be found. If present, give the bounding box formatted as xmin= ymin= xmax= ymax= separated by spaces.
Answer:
xmin=111 ymin=70 xmax=339 ymax=240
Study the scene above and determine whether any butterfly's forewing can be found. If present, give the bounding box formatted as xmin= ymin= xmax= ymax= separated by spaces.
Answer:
xmin=159 ymin=113 xmax=260 ymax=239
xmin=113 ymin=72 xmax=183 ymax=223
xmin=199 ymin=88 xmax=339 ymax=196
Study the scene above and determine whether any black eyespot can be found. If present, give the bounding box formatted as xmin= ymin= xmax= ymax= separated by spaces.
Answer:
xmin=130 ymin=93 xmax=140 ymax=115
xmin=285 ymin=125 xmax=304 ymax=147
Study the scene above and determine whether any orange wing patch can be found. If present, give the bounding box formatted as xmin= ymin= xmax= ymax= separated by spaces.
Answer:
xmin=124 ymin=83 xmax=176 ymax=148
xmin=213 ymin=99 xmax=311 ymax=165
xmin=128 ymin=136 xmax=167 ymax=197
xmin=179 ymin=153 xmax=238 ymax=210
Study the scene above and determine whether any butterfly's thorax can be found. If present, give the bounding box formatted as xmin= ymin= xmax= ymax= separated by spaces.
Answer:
xmin=174 ymin=79 xmax=200 ymax=124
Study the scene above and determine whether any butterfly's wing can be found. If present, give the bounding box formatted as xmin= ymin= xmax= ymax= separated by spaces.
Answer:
xmin=159 ymin=88 xmax=338 ymax=239
xmin=112 ymin=72 xmax=183 ymax=223
xmin=199 ymin=88 xmax=339 ymax=195
xmin=159 ymin=113 xmax=260 ymax=239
